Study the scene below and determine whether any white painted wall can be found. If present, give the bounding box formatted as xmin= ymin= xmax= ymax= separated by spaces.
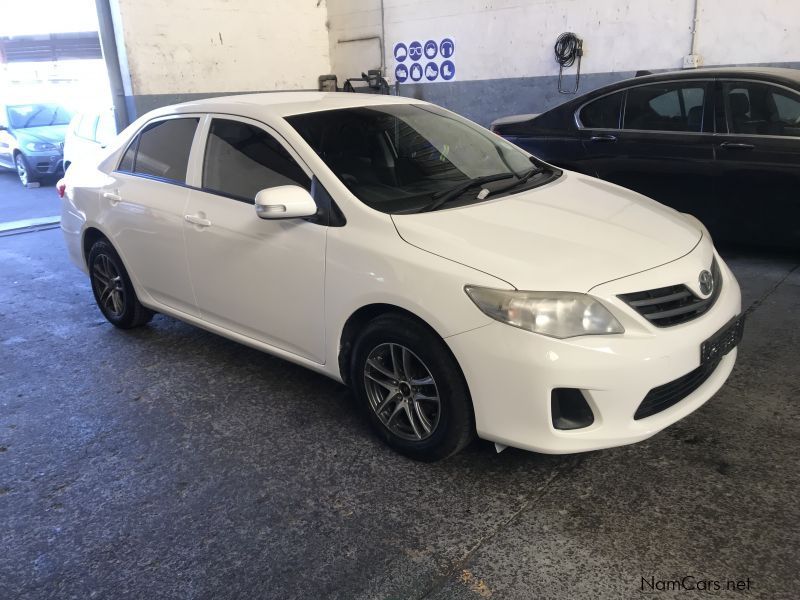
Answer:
xmin=328 ymin=0 xmax=800 ymax=84
xmin=111 ymin=0 xmax=331 ymax=96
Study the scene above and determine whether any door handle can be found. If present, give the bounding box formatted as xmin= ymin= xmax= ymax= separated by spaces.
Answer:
xmin=590 ymin=134 xmax=617 ymax=143
xmin=184 ymin=214 xmax=212 ymax=228
xmin=103 ymin=191 xmax=122 ymax=205
xmin=719 ymin=142 xmax=755 ymax=150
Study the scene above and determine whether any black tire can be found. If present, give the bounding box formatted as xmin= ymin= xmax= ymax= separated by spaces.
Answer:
xmin=350 ymin=313 xmax=475 ymax=461
xmin=88 ymin=239 xmax=154 ymax=329
xmin=15 ymin=153 xmax=38 ymax=186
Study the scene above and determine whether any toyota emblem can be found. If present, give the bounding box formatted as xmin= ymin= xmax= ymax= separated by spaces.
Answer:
xmin=699 ymin=269 xmax=714 ymax=295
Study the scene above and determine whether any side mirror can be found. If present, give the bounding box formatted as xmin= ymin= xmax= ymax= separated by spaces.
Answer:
xmin=255 ymin=185 xmax=317 ymax=220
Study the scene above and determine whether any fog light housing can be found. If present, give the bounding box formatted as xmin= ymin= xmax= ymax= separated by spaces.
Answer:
xmin=551 ymin=388 xmax=594 ymax=430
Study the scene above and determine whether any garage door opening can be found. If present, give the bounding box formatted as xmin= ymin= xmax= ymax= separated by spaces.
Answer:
xmin=0 ymin=0 xmax=111 ymax=228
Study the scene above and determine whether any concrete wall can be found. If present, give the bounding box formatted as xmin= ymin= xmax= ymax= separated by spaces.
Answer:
xmin=109 ymin=0 xmax=331 ymax=118
xmin=328 ymin=0 xmax=800 ymax=126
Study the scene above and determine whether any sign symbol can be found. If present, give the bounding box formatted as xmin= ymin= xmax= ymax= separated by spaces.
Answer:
xmin=424 ymin=62 xmax=439 ymax=81
xmin=424 ymin=40 xmax=438 ymax=60
xmin=409 ymin=62 xmax=423 ymax=81
xmin=408 ymin=41 xmax=423 ymax=61
xmin=393 ymin=43 xmax=408 ymax=62
xmin=440 ymin=59 xmax=455 ymax=81
xmin=440 ymin=38 xmax=455 ymax=58
xmin=395 ymin=64 xmax=408 ymax=83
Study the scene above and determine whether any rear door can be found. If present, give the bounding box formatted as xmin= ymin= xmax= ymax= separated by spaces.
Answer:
xmin=585 ymin=80 xmax=716 ymax=219
xmin=104 ymin=116 xmax=201 ymax=315
xmin=712 ymin=79 xmax=800 ymax=247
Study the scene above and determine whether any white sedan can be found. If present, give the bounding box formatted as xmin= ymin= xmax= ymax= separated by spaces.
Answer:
xmin=60 ymin=92 xmax=743 ymax=461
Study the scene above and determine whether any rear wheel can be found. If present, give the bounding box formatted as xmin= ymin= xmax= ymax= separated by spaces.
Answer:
xmin=350 ymin=314 xmax=474 ymax=461
xmin=88 ymin=240 xmax=153 ymax=329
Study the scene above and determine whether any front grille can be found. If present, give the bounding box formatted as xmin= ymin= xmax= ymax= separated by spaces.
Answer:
xmin=618 ymin=259 xmax=721 ymax=327
xmin=634 ymin=359 xmax=720 ymax=420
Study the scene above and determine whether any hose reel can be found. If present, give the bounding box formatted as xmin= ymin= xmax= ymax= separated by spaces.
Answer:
xmin=554 ymin=32 xmax=583 ymax=94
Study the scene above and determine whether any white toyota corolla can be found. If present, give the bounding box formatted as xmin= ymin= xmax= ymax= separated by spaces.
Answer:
xmin=60 ymin=92 xmax=743 ymax=461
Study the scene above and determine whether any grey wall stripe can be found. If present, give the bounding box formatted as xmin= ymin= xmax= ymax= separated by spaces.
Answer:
xmin=124 ymin=62 xmax=800 ymax=128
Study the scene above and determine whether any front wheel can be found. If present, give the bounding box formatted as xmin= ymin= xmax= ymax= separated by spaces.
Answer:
xmin=88 ymin=240 xmax=154 ymax=329
xmin=350 ymin=314 xmax=475 ymax=461
xmin=15 ymin=153 xmax=37 ymax=186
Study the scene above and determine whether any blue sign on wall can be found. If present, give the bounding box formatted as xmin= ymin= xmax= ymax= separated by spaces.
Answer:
xmin=408 ymin=41 xmax=423 ymax=62
xmin=440 ymin=60 xmax=455 ymax=81
xmin=424 ymin=62 xmax=439 ymax=81
xmin=393 ymin=37 xmax=455 ymax=83
xmin=395 ymin=64 xmax=409 ymax=82
xmin=439 ymin=38 xmax=454 ymax=59
xmin=393 ymin=43 xmax=408 ymax=63
xmin=424 ymin=40 xmax=438 ymax=60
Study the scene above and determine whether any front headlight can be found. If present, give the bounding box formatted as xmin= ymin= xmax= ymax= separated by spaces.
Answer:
xmin=465 ymin=286 xmax=624 ymax=339
xmin=25 ymin=141 xmax=57 ymax=152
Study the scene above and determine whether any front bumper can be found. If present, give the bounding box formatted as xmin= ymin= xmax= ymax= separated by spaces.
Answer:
xmin=446 ymin=249 xmax=742 ymax=454
xmin=24 ymin=150 xmax=64 ymax=176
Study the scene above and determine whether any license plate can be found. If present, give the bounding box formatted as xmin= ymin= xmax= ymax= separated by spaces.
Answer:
xmin=701 ymin=315 xmax=745 ymax=365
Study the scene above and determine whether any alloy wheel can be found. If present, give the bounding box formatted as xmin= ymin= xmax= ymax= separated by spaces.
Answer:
xmin=15 ymin=155 xmax=28 ymax=186
xmin=363 ymin=343 xmax=441 ymax=441
xmin=92 ymin=254 xmax=126 ymax=318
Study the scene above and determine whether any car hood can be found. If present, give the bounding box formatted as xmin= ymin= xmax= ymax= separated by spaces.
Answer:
xmin=14 ymin=125 xmax=67 ymax=145
xmin=390 ymin=172 xmax=702 ymax=292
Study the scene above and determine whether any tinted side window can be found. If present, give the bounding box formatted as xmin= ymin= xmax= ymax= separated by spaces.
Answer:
xmin=202 ymin=119 xmax=310 ymax=202
xmin=124 ymin=118 xmax=199 ymax=182
xmin=580 ymin=92 xmax=623 ymax=128
xmin=118 ymin=138 xmax=137 ymax=172
xmin=723 ymin=81 xmax=800 ymax=137
xmin=624 ymin=83 xmax=705 ymax=132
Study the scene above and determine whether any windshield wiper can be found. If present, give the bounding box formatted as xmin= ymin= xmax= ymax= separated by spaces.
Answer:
xmin=421 ymin=173 xmax=514 ymax=212
xmin=483 ymin=165 xmax=545 ymax=198
xmin=23 ymin=107 xmax=46 ymax=129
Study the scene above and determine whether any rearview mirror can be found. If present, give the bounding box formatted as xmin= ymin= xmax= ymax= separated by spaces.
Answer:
xmin=254 ymin=185 xmax=317 ymax=220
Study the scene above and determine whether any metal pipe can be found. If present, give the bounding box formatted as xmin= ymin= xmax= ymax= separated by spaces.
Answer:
xmin=690 ymin=0 xmax=700 ymax=55
xmin=95 ymin=0 xmax=130 ymax=130
xmin=380 ymin=0 xmax=386 ymax=76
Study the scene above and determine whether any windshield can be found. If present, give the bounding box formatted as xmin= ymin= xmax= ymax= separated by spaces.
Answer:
xmin=286 ymin=104 xmax=558 ymax=214
xmin=7 ymin=104 xmax=73 ymax=129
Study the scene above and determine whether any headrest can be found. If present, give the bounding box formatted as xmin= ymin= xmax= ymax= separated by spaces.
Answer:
xmin=729 ymin=92 xmax=750 ymax=118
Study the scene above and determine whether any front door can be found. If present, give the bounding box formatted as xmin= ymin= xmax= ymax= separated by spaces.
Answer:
xmin=183 ymin=116 xmax=327 ymax=363
xmin=712 ymin=79 xmax=800 ymax=248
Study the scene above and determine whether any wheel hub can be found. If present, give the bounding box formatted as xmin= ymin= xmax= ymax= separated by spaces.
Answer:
xmin=363 ymin=342 xmax=441 ymax=441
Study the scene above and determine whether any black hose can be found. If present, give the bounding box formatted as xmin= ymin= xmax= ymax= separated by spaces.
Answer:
xmin=554 ymin=32 xmax=582 ymax=68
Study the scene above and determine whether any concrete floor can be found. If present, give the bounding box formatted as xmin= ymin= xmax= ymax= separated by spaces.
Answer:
xmin=0 ymin=169 xmax=61 ymax=223
xmin=1 ymin=225 xmax=798 ymax=599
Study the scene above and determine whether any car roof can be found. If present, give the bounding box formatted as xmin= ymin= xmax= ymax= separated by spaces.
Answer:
xmin=627 ymin=66 xmax=800 ymax=85
xmin=149 ymin=92 xmax=428 ymax=120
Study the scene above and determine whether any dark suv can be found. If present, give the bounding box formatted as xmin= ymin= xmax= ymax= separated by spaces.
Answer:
xmin=492 ymin=67 xmax=800 ymax=249
xmin=0 ymin=103 xmax=72 ymax=186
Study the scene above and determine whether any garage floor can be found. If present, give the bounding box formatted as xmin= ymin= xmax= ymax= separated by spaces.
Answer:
xmin=1 ymin=190 xmax=798 ymax=598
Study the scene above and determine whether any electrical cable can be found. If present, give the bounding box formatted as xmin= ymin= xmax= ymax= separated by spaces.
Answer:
xmin=554 ymin=32 xmax=583 ymax=94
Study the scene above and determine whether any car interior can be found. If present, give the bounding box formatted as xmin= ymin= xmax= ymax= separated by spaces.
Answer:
xmin=725 ymin=84 xmax=800 ymax=136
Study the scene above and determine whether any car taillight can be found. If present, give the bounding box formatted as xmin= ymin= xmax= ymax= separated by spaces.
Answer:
xmin=57 ymin=181 xmax=66 ymax=198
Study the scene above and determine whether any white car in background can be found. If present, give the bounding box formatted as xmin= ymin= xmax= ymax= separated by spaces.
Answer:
xmin=63 ymin=108 xmax=116 ymax=171
xmin=59 ymin=93 xmax=743 ymax=461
